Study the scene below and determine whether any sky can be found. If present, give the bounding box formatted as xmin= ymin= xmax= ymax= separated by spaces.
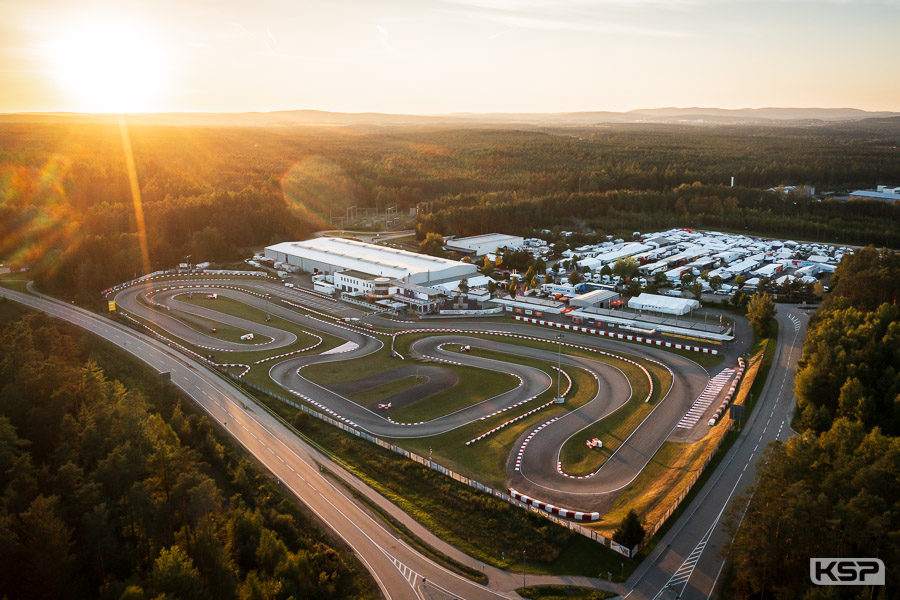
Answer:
xmin=2 ymin=0 xmax=899 ymax=114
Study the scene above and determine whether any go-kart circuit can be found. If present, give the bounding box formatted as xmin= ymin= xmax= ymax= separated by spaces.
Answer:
xmin=109 ymin=274 xmax=750 ymax=524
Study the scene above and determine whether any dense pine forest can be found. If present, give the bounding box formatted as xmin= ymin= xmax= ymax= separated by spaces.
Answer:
xmin=0 ymin=305 xmax=376 ymax=600
xmin=725 ymin=247 xmax=900 ymax=599
xmin=1 ymin=121 xmax=898 ymax=301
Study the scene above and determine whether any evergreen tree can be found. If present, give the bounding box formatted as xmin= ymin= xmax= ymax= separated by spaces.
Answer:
xmin=613 ymin=509 xmax=645 ymax=549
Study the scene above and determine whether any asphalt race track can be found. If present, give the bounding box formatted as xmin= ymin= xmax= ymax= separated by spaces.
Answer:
xmin=2 ymin=276 xmax=795 ymax=599
xmin=111 ymin=279 xmax=721 ymax=514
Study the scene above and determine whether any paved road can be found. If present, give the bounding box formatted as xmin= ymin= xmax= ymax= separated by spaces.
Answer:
xmin=622 ymin=306 xmax=810 ymax=600
xmin=116 ymin=280 xmax=717 ymax=513
xmin=0 ymin=286 xmax=525 ymax=600
xmin=4 ymin=280 xmax=806 ymax=599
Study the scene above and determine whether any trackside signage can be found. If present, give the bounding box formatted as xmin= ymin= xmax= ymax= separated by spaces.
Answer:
xmin=810 ymin=558 xmax=885 ymax=586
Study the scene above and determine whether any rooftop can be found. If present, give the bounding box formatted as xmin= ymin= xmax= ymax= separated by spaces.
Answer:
xmin=268 ymin=237 xmax=469 ymax=275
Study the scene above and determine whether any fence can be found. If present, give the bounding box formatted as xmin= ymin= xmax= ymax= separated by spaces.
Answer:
xmin=647 ymin=418 xmax=734 ymax=538
xmin=102 ymin=268 xmax=273 ymax=297
xmin=230 ymin=376 xmax=624 ymax=555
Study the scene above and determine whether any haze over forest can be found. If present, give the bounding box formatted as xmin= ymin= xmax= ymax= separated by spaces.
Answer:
xmin=3 ymin=107 xmax=900 ymax=129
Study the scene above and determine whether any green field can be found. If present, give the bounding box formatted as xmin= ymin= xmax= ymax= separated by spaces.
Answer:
xmin=246 ymin=388 xmax=637 ymax=579
xmin=396 ymin=363 xmax=597 ymax=488
xmin=155 ymin=294 xmax=271 ymax=344
xmin=390 ymin=364 xmax=520 ymax=422
xmin=557 ymin=356 xmax=670 ymax=476
xmin=516 ymin=585 xmax=616 ymax=600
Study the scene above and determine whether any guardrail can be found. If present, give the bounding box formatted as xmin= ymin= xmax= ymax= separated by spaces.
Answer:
xmin=229 ymin=376 xmax=633 ymax=556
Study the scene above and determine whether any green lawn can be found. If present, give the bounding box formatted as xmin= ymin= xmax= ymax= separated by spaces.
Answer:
xmin=244 ymin=388 xmax=633 ymax=578
xmin=390 ymin=364 xmax=519 ymax=423
xmin=153 ymin=295 xmax=270 ymax=344
xmin=516 ymin=585 xmax=616 ymax=600
xmin=557 ymin=357 xmax=670 ymax=477
xmin=396 ymin=363 xmax=597 ymax=488
xmin=0 ymin=278 xmax=32 ymax=293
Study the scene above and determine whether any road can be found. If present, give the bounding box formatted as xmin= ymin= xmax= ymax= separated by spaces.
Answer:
xmin=118 ymin=281 xmax=715 ymax=514
xmin=622 ymin=307 xmax=809 ymax=600
xmin=7 ymin=278 xmax=805 ymax=599
xmin=0 ymin=286 xmax=520 ymax=600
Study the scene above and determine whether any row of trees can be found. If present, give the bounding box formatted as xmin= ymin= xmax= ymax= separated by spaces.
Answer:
xmin=0 ymin=309 xmax=373 ymax=600
xmin=725 ymin=247 xmax=900 ymax=598
xmin=417 ymin=186 xmax=900 ymax=249
xmin=2 ymin=121 xmax=899 ymax=302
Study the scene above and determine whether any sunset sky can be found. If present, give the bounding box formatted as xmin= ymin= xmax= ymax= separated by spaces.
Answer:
xmin=2 ymin=0 xmax=898 ymax=114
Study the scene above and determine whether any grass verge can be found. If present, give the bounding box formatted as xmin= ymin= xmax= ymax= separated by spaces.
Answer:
xmin=242 ymin=385 xmax=635 ymax=578
xmin=318 ymin=464 xmax=489 ymax=585
xmin=623 ymin=319 xmax=778 ymax=562
xmin=516 ymin=585 xmax=616 ymax=600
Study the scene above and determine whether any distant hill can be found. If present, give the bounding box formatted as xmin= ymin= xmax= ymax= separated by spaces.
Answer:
xmin=0 ymin=107 xmax=897 ymax=128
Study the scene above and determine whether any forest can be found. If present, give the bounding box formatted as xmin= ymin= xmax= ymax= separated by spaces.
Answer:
xmin=1 ymin=120 xmax=898 ymax=301
xmin=0 ymin=305 xmax=375 ymax=600
xmin=725 ymin=247 xmax=900 ymax=599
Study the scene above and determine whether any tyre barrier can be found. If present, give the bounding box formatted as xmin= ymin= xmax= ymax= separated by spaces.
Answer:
xmin=513 ymin=417 xmax=559 ymax=469
xmin=708 ymin=358 xmax=746 ymax=426
xmin=508 ymin=488 xmax=600 ymax=522
xmin=675 ymin=367 xmax=736 ymax=429
xmin=514 ymin=315 xmax=719 ymax=354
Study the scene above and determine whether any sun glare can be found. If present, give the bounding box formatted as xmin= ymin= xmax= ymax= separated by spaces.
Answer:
xmin=49 ymin=16 xmax=167 ymax=113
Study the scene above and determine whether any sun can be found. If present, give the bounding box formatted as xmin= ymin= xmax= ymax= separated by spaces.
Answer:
xmin=49 ymin=16 xmax=168 ymax=113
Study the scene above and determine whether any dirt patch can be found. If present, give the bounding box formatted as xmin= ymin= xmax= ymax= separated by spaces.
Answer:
xmin=328 ymin=365 xmax=459 ymax=412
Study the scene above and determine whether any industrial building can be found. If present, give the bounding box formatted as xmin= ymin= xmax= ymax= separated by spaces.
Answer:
xmin=444 ymin=233 xmax=524 ymax=256
xmin=265 ymin=238 xmax=477 ymax=287
xmin=627 ymin=293 xmax=700 ymax=316
xmin=569 ymin=289 xmax=621 ymax=309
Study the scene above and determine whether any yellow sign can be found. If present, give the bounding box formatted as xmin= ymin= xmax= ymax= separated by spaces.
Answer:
xmin=108 ymin=301 xmax=116 ymax=311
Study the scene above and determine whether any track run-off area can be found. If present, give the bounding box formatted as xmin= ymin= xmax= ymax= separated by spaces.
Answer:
xmin=107 ymin=275 xmax=747 ymax=533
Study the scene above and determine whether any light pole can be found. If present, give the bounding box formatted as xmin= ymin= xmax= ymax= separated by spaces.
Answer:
xmin=556 ymin=333 xmax=564 ymax=402
xmin=523 ymin=550 xmax=526 ymax=590
xmin=265 ymin=294 xmax=270 ymax=322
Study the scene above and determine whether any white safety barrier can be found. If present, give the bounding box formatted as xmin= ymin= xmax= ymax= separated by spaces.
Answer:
xmin=508 ymin=488 xmax=600 ymax=522
xmin=708 ymin=357 xmax=746 ymax=426
xmin=676 ymin=368 xmax=736 ymax=429
xmin=514 ymin=315 xmax=718 ymax=354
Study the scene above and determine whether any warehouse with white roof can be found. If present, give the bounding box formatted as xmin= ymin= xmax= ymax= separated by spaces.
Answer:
xmin=265 ymin=238 xmax=477 ymax=285
xmin=627 ymin=293 xmax=700 ymax=316
xmin=444 ymin=233 xmax=524 ymax=256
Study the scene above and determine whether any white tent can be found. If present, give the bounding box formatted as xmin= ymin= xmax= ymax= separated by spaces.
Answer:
xmin=627 ymin=293 xmax=700 ymax=316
